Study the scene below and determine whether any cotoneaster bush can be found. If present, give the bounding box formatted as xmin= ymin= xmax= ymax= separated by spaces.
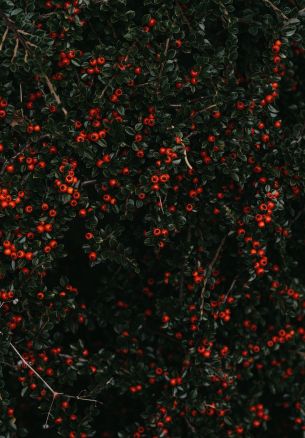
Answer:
xmin=1 ymin=0 xmax=305 ymax=436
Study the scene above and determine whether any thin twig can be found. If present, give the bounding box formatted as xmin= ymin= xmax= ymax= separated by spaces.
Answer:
xmin=0 ymin=11 xmax=36 ymax=63
xmin=81 ymin=179 xmax=97 ymax=187
xmin=157 ymin=193 xmax=164 ymax=214
xmin=43 ymin=74 xmax=68 ymax=117
xmin=43 ymin=393 xmax=57 ymax=429
xmin=0 ymin=26 xmax=8 ymax=51
xmin=17 ymin=29 xmax=34 ymax=37
xmin=23 ymin=40 xmax=37 ymax=48
xmin=11 ymin=38 xmax=19 ymax=62
xmin=169 ymin=103 xmax=217 ymax=114
xmin=99 ymin=80 xmax=113 ymax=99
xmin=222 ymin=275 xmax=239 ymax=305
xmin=19 ymin=83 xmax=24 ymax=117
xmin=262 ymin=0 xmax=289 ymax=20
xmin=9 ymin=342 xmax=102 ymax=428
xmin=61 ymin=394 xmax=103 ymax=404
xmin=10 ymin=342 xmax=55 ymax=393
xmin=197 ymin=103 xmax=218 ymax=115
xmin=135 ymin=81 xmax=152 ymax=88
xmin=200 ymin=234 xmax=228 ymax=318
xmin=181 ymin=140 xmax=193 ymax=170
xmin=0 ymin=10 xmax=29 ymax=51
xmin=37 ymin=12 xmax=59 ymax=19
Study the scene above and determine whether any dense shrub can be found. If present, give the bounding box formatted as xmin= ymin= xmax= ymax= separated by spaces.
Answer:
xmin=1 ymin=0 xmax=305 ymax=436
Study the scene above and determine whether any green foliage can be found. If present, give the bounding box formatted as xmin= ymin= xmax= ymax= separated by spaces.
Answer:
xmin=0 ymin=0 xmax=305 ymax=436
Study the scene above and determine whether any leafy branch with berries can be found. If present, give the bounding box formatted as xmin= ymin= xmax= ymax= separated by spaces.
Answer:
xmin=1 ymin=0 xmax=305 ymax=437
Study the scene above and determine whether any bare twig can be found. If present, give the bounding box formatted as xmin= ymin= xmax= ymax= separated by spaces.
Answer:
xmin=23 ymin=40 xmax=37 ymax=48
xmin=37 ymin=12 xmax=59 ymax=20
xmin=99 ymin=80 xmax=113 ymax=99
xmin=19 ymin=83 xmax=23 ymax=103
xmin=61 ymin=393 xmax=102 ymax=404
xmin=197 ymin=103 xmax=218 ymax=115
xmin=169 ymin=103 xmax=218 ymax=114
xmin=0 ymin=26 xmax=8 ymax=51
xmin=10 ymin=342 xmax=55 ymax=393
xmin=181 ymin=140 xmax=193 ymax=170
xmin=43 ymin=393 xmax=57 ymax=429
xmin=11 ymin=37 xmax=19 ymax=62
xmin=157 ymin=193 xmax=164 ymax=214
xmin=135 ymin=81 xmax=152 ymax=88
xmin=9 ymin=342 xmax=102 ymax=428
xmin=19 ymin=83 xmax=24 ymax=117
xmin=169 ymin=103 xmax=183 ymax=108
xmin=81 ymin=179 xmax=97 ymax=187
xmin=183 ymin=149 xmax=193 ymax=170
xmin=17 ymin=29 xmax=34 ymax=37
xmin=0 ymin=10 xmax=29 ymax=51
xmin=43 ymin=74 xmax=68 ymax=117
xmin=222 ymin=275 xmax=239 ymax=305
xmin=200 ymin=234 xmax=228 ymax=318
xmin=261 ymin=0 xmax=289 ymax=20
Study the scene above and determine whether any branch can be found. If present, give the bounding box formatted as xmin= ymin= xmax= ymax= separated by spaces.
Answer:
xmin=261 ymin=0 xmax=289 ymax=20
xmin=181 ymin=140 xmax=193 ymax=170
xmin=199 ymin=233 xmax=229 ymax=318
xmin=196 ymin=103 xmax=218 ymax=115
xmin=0 ymin=26 xmax=8 ymax=51
xmin=99 ymin=79 xmax=113 ymax=99
xmin=81 ymin=179 xmax=98 ymax=187
xmin=43 ymin=74 xmax=68 ymax=117
xmin=10 ymin=342 xmax=55 ymax=393
xmin=169 ymin=103 xmax=218 ymax=114
xmin=11 ymin=37 xmax=19 ymax=62
xmin=43 ymin=393 xmax=57 ymax=429
xmin=222 ymin=275 xmax=239 ymax=305
xmin=0 ymin=10 xmax=30 ymax=52
xmin=37 ymin=12 xmax=59 ymax=20
xmin=9 ymin=342 xmax=102 ymax=428
xmin=157 ymin=193 xmax=164 ymax=214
